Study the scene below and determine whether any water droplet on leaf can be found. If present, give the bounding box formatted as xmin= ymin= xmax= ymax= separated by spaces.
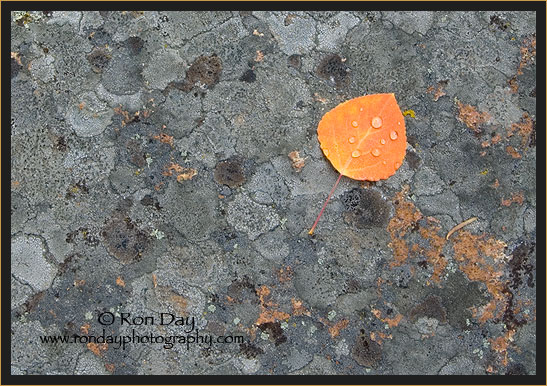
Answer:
xmin=371 ymin=116 xmax=383 ymax=128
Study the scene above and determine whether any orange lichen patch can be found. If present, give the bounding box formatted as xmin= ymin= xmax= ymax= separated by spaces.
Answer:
xmin=151 ymin=273 xmax=157 ymax=288
xmin=517 ymin=34 xmax=536 ymax=75
xmin=370 ymin=331 xmax=393 ymax=345
xmin=481 ymin=133 xmax=503 ymax=148
xmin=385 ymin=314 xmax=403 ymax=328
xmin=506 ymin=113 xmax=534 ymax=148
xmin=456 ymin=101 xmax=491 ymax=133
xmin=116 ymin=276 xmax=125 ymax=287
xmin=153 ymin=132 xmax=174 ymax=147
xmin=80 ymin=323 xmax=90 ymax=335
xmin=255 ymin=285 xmax=290 ymax=325
xmin=277 ymin=266 xmax=293 ymax=283
xmin=507 ymin=34 xmax=536 ymax=96
xmin=288 ymin=151 xmax=306 ymax=172
xmin=256 ymin=285 xmax=272 ymax=304
xmin=162 ymin=162 xmax=183 ymax=176
xmin=418 ymin=221 xmax=448 ymax=284
xmin=501 ymin=192 xmax=524 ymax=207
xmin=156 ymin=286 xmax=188 ymax=316
xmin=426 ymin=80 xmax=447 ymax=101
xmin=388 ymin=186 xmax=423 ymax=268
xmin=256 ymin=308 xmax=291 ymax=325
xmin=176 ymin=168 xmax=197 ymax=182
xmin=328 ymin=319 xmax=349 ymax=338
xmin=508 ymin=76 xmax=519 ymax=93
xmin=168 ymin=292 xmax=188 ymax=316
xmin=113 ymin=106 xmax=147 ymax=127
xmin=505 ymin=145 xmax=521 ymax=159
xmin=451 ymin=230 xmax=508 ymax=323
xmin=291 ymin=298 xmax=311 ymax=316
xmin=74 ymin=279 xmax=85 ymax=287
xmin=255 ymin=50 xmax=265 ymax=62
xmin=371 ymin=308 xmax=404 ymax=328
xmin=490 ymin=330 xmax=516 ymax=367
xmin=113 ymin=106 xmax=132 ymax=126
xmin=87 ymin=342 xmax=108 ymax=357
xmin=388 ymin=239 xmax=409 ymax=267
xmin=79 ymin=102 xmax=86 ymax=110
xmin=317 ymin=93 xmax=407 ymax=181
xmin=11 ymin=180 xmax=20 ymax=188
xmin=162 ymin=162 xmax=197 ymax=182
xmin=104 ymin=363 xmax=115 ymax=373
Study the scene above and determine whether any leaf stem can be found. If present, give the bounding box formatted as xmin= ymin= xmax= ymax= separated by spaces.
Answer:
xmin=308 ymin=173 xmax=343 ymax=235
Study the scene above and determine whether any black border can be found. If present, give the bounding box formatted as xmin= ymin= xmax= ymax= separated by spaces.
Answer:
xmin=3 ymin=1 xmax=545 ymax=385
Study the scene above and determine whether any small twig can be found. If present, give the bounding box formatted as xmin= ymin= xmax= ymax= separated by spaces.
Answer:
xmin=446 ymin=217 xmax=478 ymax=240
xmin=309 ymin=173 xmax=343 ymax=235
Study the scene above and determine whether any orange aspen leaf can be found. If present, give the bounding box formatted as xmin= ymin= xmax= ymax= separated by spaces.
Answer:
xmin=309 ymin=93 xmax=407 ymax=234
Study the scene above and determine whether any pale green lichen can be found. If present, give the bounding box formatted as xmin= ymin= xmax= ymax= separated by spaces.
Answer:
xmin=12 ymin=11 xmax=44 ymax=27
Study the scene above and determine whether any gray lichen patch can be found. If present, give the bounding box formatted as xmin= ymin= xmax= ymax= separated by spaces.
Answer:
xmin=227 ymin=193 xmax=279 ymax=240
xmin=12 ymin=235 xmax=57 ymax=292
xmin=255 ymin=12 xmax=317 ymax=56
xmin=142 ymin=48 xmax=185 ymax=90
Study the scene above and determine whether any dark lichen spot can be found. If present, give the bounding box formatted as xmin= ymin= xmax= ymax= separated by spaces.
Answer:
xmin=101 ymin=216 xmax=149 ymax=264
xmin=288 ymin=54 xmax=302 ymax=69
xmin=11 ymin=57 xmax=22 ymax=79
xmin=341 ymin=188 xmax=391 ymax=228
xmin=227 ymin=276 xmax=258 ymax=304
xmin=257 ymin=322 xmax=287 ymax=346
xmin=126 ymin=139 xmax=146 ymax=168
xmin=126 ymin=36 xmax=144 ymax=55
xmin=239 ymin=69 xmax=256 ymax=83
xmin=86 ymin=28 xmax=111 ymax=46
xmin=352 ymin=334 xmax=382 ymax=368
xmin=22 ymin=291 xmax=46 ymax=313
xmin=509 ymin=241 xmax=535 ymax=289
xmin=239 ymin=341 xmax=264 ymax=359
xmin=489 ymin=15 xmax=510 ymax=31
xmin=528 ymin=119 xmax=536 ymax=147
xmin=214 ymin=159 xmax=246 ymax=188
xmin=183 ymin=54 xmax=222 ymax=91
xmin=86 ymin=48 xmax=111 ymax=73
xmin=405 ymin=150 xmax=421 ymax=170
xmin=501 ymin=286 xmax=527 ymax=330
xmin=529 ymin=87 xmax=536 ymax=98
xmin=317 ymin=54 xmax=350 ymax=88
xmin=409 ymin=295 xmax=447 ymax=323
xmin=140 ymin=194 xmax=162 ymax=210
xmin=505 ymin=363 xmax=527 ymax=375
xmin=407 ymin=134 xmax=418 ymax=148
